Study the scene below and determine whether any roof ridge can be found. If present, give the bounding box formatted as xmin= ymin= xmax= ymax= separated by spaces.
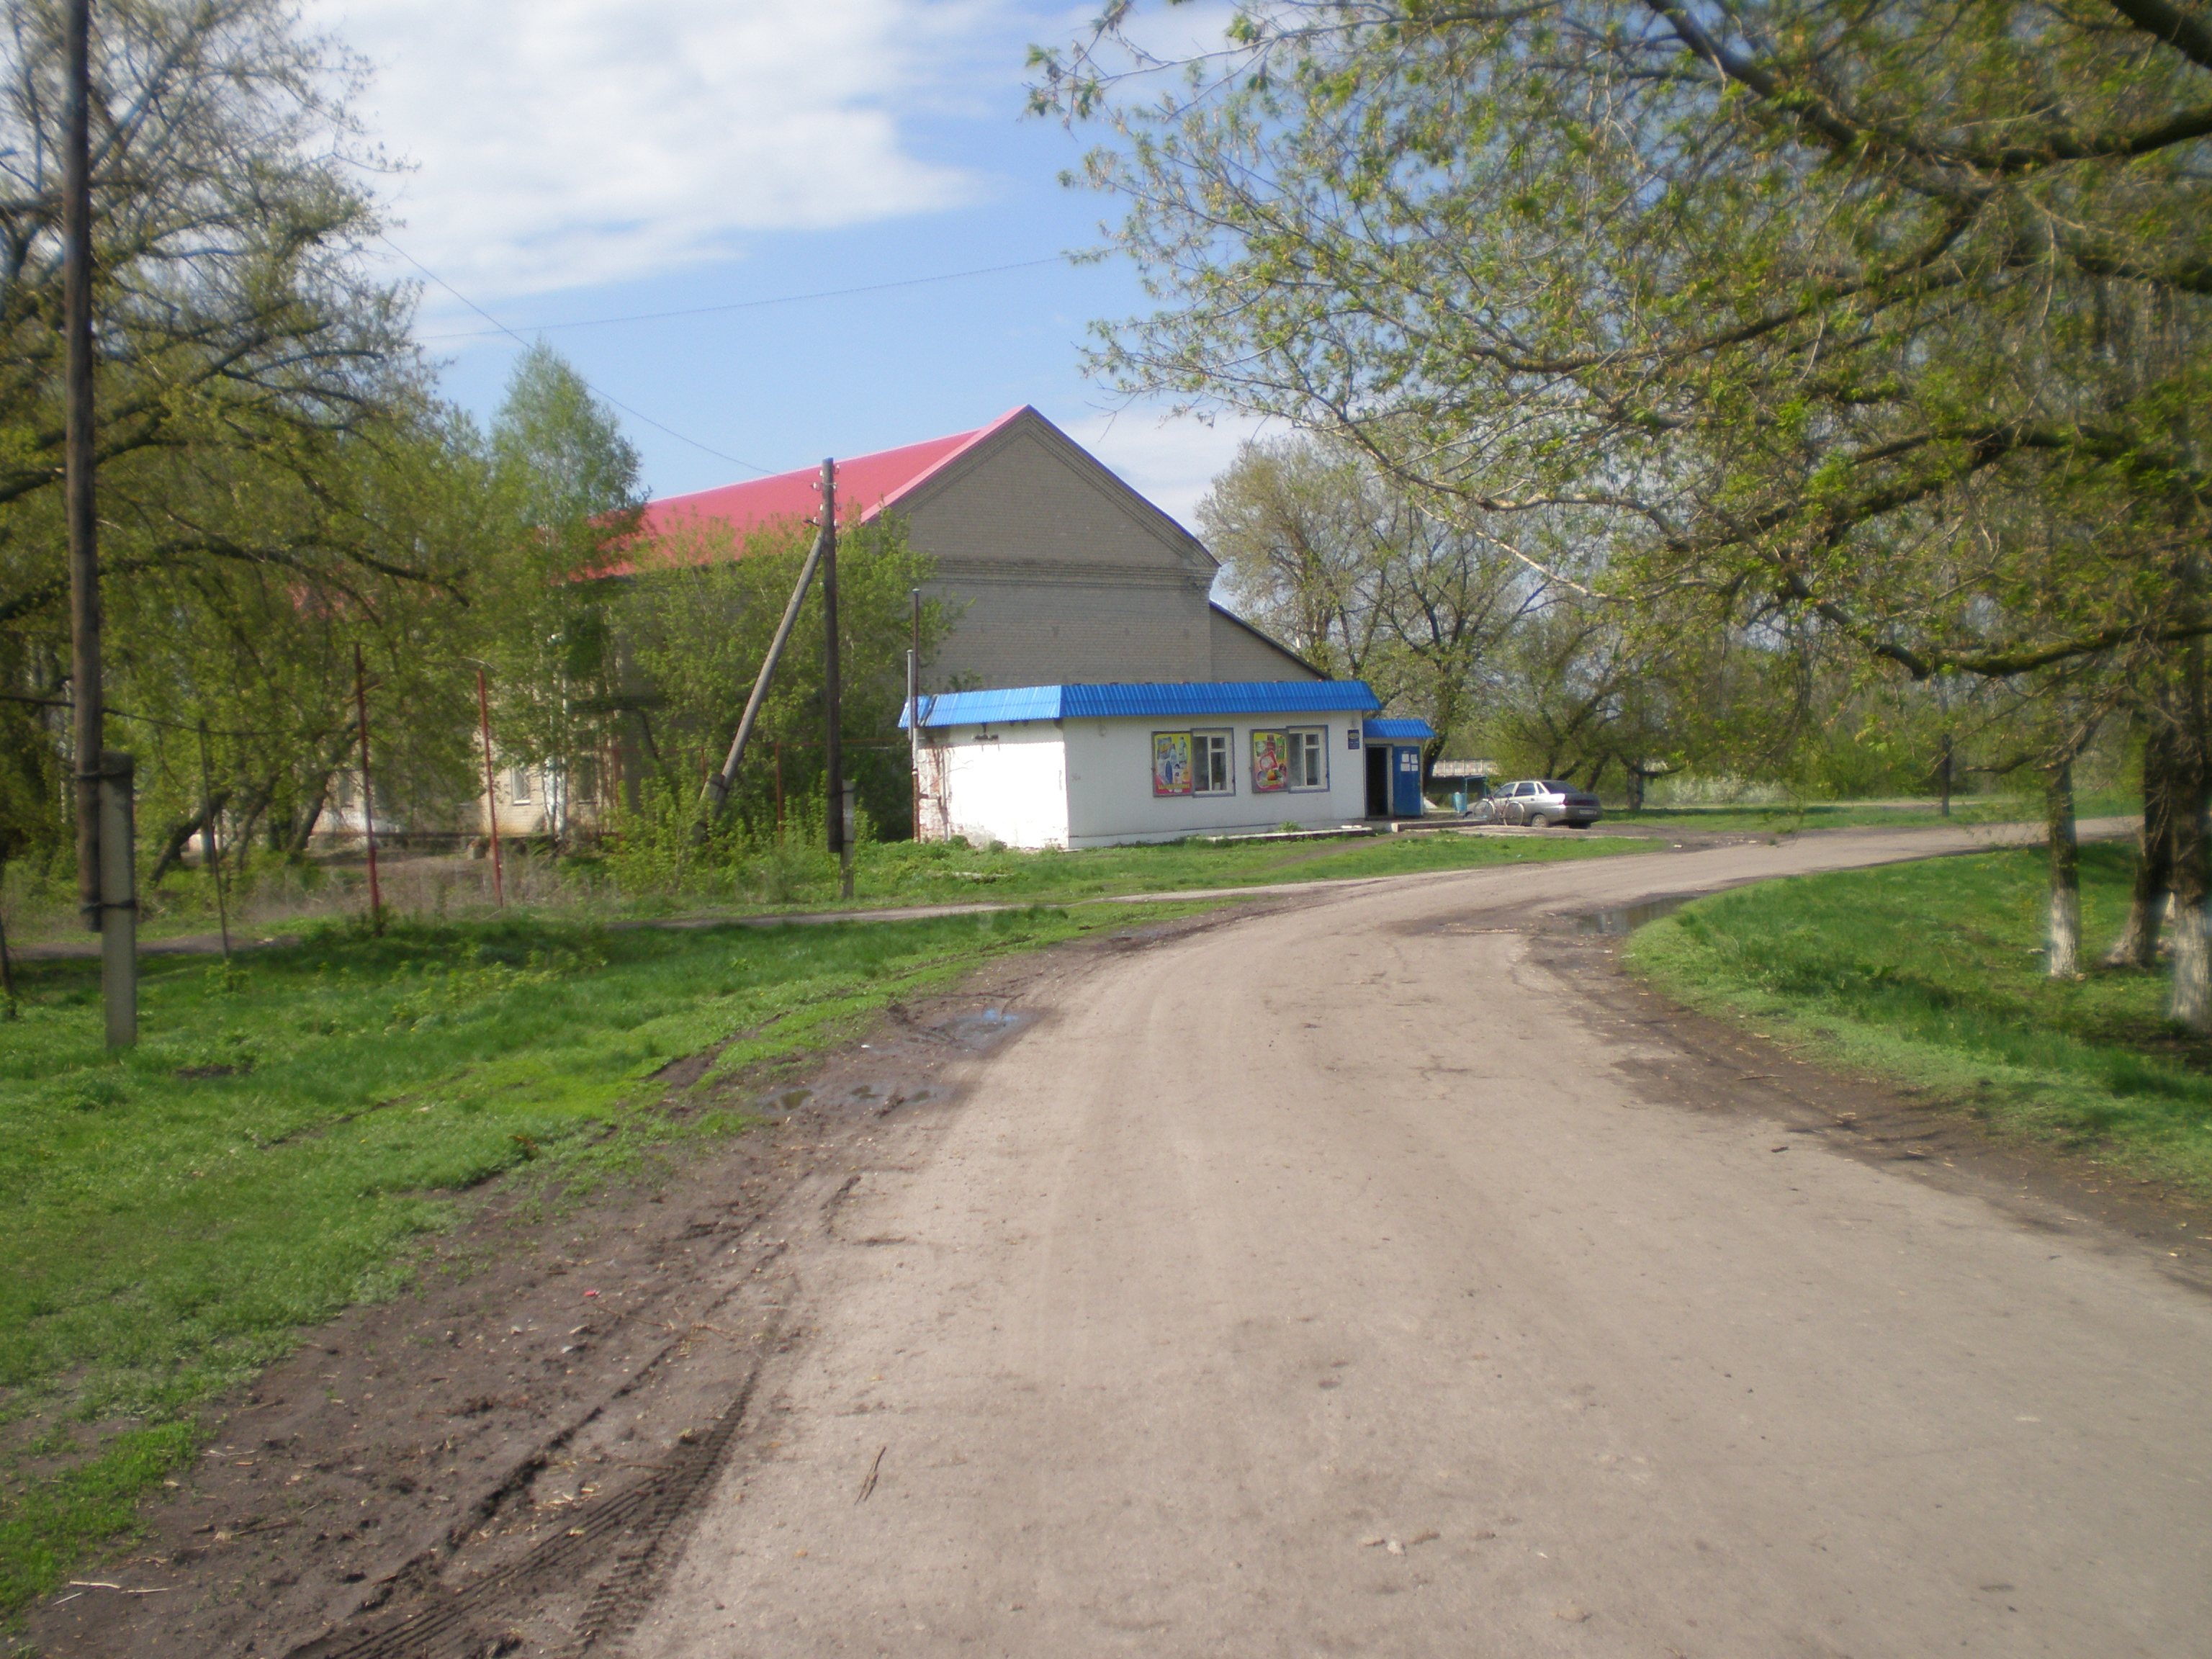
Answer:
xmin=858 ymin=404 xmax=1031 ymax=521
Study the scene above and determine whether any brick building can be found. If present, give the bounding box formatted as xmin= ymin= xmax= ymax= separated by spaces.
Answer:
xmin=637 ymin=405 xmax=1318 ymax=691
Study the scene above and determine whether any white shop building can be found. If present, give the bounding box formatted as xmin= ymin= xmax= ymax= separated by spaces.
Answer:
xmin=904 ymin=680 xmax=1431 ymax=850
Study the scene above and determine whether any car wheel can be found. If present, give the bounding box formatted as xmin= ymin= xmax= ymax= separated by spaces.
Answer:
xmin=1527 ymin=812 xmax=1550 ymax=830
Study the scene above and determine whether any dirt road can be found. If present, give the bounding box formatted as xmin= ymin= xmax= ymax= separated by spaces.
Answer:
xmin=621 ymin=827 xmax=2209 ymax=1658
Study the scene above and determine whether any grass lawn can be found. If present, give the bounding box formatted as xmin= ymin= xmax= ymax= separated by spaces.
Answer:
xmin=1610 ymin=790 xmax=2134 ymax=836
xmin=0 ymin=900 xmax=1201 ymax=1616
xmin=8 ymin=824 xmax=1653 ymax=947
xmin=1624 ymin=842 xmax=2212 ymax=1197
xmin=836 ymin=824 xmax=1641 ymax=908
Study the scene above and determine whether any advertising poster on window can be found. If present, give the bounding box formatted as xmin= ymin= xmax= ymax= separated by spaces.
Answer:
xmin=1151 ymin=732 xmax=1193 ymax=796
xmin=1250 ymin=729 xmax=1288 ymax=792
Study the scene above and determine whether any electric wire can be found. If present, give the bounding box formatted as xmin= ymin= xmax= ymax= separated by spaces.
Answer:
xmin=379 ymin=234 xmax=775 ymax=477
xmin=412 ymin=254 xmax=1082 ymax=343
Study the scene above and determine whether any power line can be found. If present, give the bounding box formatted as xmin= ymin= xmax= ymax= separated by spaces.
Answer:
xmin=413 ymin=254 xmax=1084 ymax=343
xmin=380 ymin=234 xmax=775 ymax=477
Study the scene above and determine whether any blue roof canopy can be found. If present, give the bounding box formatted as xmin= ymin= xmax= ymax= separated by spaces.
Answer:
xmin=1364 ymin=717 xmax=1439 ymax=742
xmin=902 ymin=680 xmax=1382 ymax=730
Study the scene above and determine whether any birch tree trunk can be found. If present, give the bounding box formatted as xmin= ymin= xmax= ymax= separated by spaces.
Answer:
xmin=2108 ymin=716 xmax=2176 ymax=967
xmin=2046 ymin=760 xmax=2081 ymax=980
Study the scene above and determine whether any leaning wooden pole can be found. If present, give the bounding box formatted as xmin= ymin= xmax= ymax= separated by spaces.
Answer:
xmin=696 ymin=518 xmax=830 ymax=828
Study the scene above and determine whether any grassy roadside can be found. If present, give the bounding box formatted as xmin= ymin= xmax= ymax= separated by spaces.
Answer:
xmin=1624 ymin=843 xmax=2212 ymax=1198
xmin=0 ymin=899 xmax=1205 ymax=1616
xmin=1610 ymin=790 xmax=2133 ymax=836
xmin=7 ymin=822 xmax=1649 ymax=949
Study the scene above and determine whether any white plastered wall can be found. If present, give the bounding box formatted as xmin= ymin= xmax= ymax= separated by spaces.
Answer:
xmin=922 ymin=722 xmax=1071 ymax=850
xmin=1061 ymin=714 xmax=1369 ymax=847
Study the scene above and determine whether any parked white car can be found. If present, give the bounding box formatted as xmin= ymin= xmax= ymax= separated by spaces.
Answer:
xmin=1464 ymin=779 xmax=1604 ymax=829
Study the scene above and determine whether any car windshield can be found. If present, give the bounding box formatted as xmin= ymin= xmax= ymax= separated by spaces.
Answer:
xmin=1540 ymin=781 xmax=1575 ymax=793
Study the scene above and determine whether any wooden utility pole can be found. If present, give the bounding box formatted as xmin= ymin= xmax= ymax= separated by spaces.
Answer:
xmin=66 ymin=0 xmax=100 ymax=934
xmin=98 ymin=751 xmax=134 ymax=1045
xmin=477 ymin=667 xmax=505 ymax=907
xmin=697 ymin=519 xmax=828 ymax=828
xmin=908 ymin=588 xmax=922 ymax=842
xmin=819 ymin=459 xmax=848 ymax=894
xmin=67 ymin=0 xmax=135 ymax=1043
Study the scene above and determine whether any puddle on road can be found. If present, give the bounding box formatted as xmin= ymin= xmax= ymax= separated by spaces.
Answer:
xmin=938 ymin=1007 xmax=1034 ymax=1051
xmin=1573 ymin=895 xmax=1694 ymax=936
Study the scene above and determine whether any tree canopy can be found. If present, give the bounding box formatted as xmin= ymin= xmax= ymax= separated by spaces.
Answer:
xmin=1038 ymin=0 xmax=2211 ymax=693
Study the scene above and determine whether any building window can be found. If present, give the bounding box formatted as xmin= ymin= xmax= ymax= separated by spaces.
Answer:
xmin=1151 ymin=732 xmax=1193 ymax=796
xmin=1193 ymin=729 xmax=1233 ymax=795
xmin=1287 ymin=727 xmax=1328 ymax=790
xmin=333 ymin=770 xmax=355 ymax=809
xmin=1251 ymin=729 xmax=1289 ymax=792
xmin=510 ymin=765 xmax=533 ymax=805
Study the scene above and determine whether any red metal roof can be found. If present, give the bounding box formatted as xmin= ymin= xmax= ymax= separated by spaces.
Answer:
xmin=626 ymin=405 xmax=1030 ymax=564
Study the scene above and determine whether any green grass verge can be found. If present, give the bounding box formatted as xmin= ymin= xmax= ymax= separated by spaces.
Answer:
xmin=0 ymin=901 xmax=1182 ymax=1615
xmin=10 ymin=821 xmax=1651 ymax=948
xmin=1611 ymin=791 xmax=2134 ymax=835
xmin=1624 ymin=842 xmax=2212 ymax=1195
xmin=840 ymin=823 xmax=1641 ymax=907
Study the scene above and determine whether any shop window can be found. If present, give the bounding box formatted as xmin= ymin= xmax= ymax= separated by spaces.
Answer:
xmin=1287 ymin=728 xmax=1327 ymax=789
xmin=1251 ymin=729 xmax=1290 ymax=792
xmin=1193 ymin=729 xmax=1233 ymax=794
xmin=1151 ymin=732 xmax=1193 ymax=796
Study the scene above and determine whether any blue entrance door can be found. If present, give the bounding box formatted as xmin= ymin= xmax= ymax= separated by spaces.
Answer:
xmin=1390 ymin=746 xmax=1424 ymax=817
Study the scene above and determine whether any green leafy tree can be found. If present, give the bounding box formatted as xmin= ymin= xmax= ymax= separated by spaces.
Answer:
xmin=1039 ymin=0 xmax=2211 ymax=1009
xmin=0 ymin=0 xmax=489 ymax=898
xmin=482 ymin=343 xmax=645 ymax=846
xmin=617 ymin=511 xmax=945 ymax=858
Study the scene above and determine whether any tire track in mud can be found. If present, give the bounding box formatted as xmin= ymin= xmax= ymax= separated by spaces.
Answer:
xmin=289 ymin=1312 xmax=778 ymax=1659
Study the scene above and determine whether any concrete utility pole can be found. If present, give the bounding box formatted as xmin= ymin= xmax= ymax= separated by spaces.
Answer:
xmin=66 ymin=0 xmax=135 ymax=1043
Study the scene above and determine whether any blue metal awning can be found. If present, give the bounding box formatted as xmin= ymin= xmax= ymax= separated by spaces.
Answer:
xmin=1363 ymin=717 xmax=1438 ymax=742
xmin=902 ymin=680 xmax=1382 ymax=729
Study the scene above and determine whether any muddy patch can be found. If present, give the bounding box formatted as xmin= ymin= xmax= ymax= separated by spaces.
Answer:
xmin=22 ymin=907 xmax=1256 ymax=1659
xmin=1571 ymin=894 xmax=1694 ymax=935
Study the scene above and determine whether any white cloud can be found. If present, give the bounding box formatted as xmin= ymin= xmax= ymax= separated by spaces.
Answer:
xmin=313 ymin=0 xmax=999 ymax=299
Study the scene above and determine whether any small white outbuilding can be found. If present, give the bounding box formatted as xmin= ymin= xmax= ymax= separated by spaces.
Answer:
xmin=902 ymin=680 xmax=1408 ymax=850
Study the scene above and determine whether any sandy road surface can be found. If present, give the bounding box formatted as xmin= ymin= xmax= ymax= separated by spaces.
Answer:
xmin=620 ymin=824 xmax=2208 ymax=1658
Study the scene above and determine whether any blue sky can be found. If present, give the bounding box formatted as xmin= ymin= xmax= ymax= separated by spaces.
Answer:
xmin=308 ymin=0 xmax=1267 ymax=526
